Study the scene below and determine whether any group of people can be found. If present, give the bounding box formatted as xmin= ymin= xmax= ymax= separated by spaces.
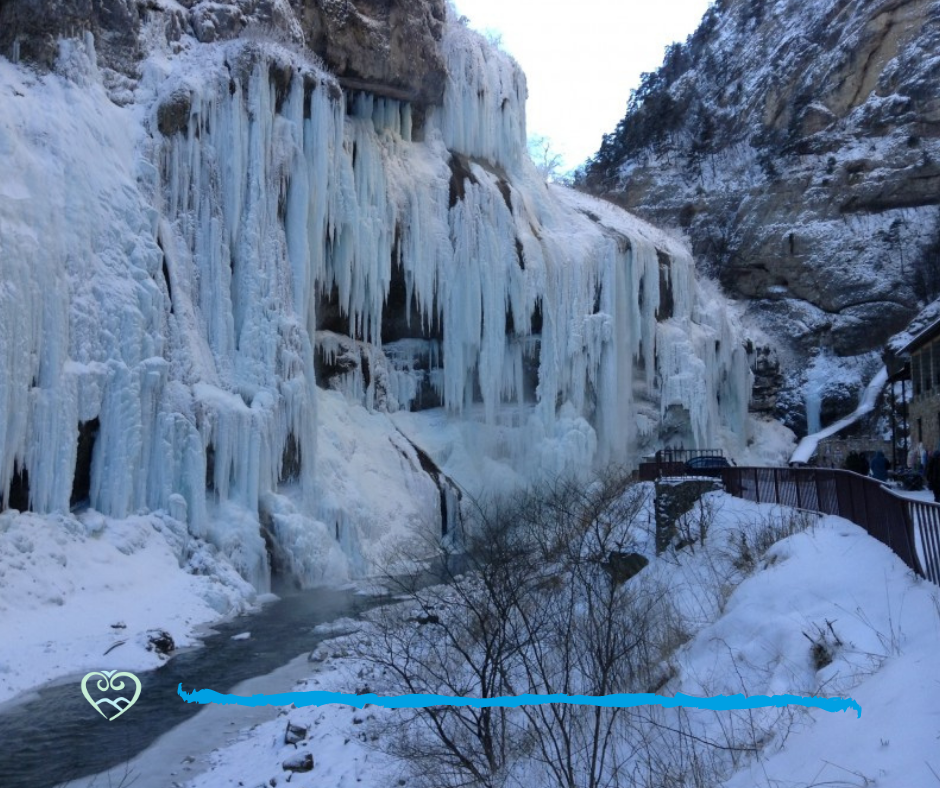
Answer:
xmin=851 ymin=446 xmax=940 ymax=502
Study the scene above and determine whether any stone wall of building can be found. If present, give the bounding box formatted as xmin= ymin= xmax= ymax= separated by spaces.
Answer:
xmin=908 ymin=335 xmax=940 ymax=454
xmin=815 ymin=438 xmax=893 ymax=470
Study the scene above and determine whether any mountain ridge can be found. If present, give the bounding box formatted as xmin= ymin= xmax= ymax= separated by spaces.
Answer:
xmin=581 ymin=0 xmax=940 ymax=428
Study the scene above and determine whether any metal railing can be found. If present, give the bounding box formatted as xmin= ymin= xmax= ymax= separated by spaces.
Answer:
xmin=639 ymin=462 xmax=940 ymax=585
xmin=720 ymin=467 xmax=940 ymax=585
xmin=652 ymin=448 xmax=726 ymax=463
xmin=638 ymin=450 xmax=726 ymax=483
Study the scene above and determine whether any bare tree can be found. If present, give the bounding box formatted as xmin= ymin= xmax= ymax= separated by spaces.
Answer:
xmin=365 ymin=471 xmax=675 ymax=788
xmin=363 ymin=470 xmax=789 ymax=788
xmin=529 ymin=134 xmax=567 ymax=183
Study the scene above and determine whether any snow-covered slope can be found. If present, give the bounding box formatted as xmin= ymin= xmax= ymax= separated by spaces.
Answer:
xmin=108 ymin=492 xmax=940 ymax=788
xmin=0 ymin=506 xmax=256 ymax=704
xmin=0 ymin=5 xmax=755 ymax=593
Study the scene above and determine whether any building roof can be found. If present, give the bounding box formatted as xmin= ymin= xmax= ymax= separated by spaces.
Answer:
xmin=898 ymin=315 xmax=940 ymax=356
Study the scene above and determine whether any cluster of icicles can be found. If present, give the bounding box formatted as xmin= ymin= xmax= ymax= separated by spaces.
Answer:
xmin=0 ymin=18 xmax=751 ymax=587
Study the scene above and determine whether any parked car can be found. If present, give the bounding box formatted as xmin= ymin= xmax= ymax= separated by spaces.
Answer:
xmin=683 ymin=455 xmax=731 ymax=476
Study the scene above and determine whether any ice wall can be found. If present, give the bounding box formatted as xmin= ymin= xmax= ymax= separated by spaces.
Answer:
xmin=0 ymin=18 xmax=752 ymax=589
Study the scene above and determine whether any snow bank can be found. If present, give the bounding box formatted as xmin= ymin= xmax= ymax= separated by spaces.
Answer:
xmin=718 ymin=512 xmax=940 ymax=787
xmin=146 ymin=493 xmax=940 ymax=788
xmin=0 ymin=507 xmax=255 ymax=704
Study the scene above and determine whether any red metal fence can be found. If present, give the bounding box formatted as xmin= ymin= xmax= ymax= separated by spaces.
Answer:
xmin=641 ymin=463 xmax=940 ymax=585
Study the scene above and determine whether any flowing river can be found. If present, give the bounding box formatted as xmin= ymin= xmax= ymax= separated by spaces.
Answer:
xmin=0 ymin=582 xmax=403 ymax=788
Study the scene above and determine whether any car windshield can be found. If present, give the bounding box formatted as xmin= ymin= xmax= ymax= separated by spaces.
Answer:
xmin=687 ymin=456 xmax=728 ymax=467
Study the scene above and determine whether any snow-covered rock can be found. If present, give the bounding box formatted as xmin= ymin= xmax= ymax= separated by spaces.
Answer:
xmin=583 ymin=0 xmax=940 ymax=430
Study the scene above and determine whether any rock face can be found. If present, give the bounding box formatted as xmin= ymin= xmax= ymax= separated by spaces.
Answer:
xmin=747 ymin=342 xmax=783 ymax=416
xmin=295 ymin=0 xmax=447 ymax=107
xmin=0 ymin=0 xmax=145 ymax=74
xmin=583 ymin=0 xmax=940 ymax=374
xmin=0 ymin=0 xmax=446 ymax=108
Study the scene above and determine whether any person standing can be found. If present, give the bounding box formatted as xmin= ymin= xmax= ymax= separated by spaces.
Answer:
xmin=926 ymin=450 xmax=940 ymax=502
xmin=870 ymin=450 xmax=888 ymax=482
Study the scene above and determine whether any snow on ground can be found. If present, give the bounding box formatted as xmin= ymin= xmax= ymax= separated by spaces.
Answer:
xmin=738 ymin=416 xmax=797 ymax=467
xmin=892 ymin=487 xmax=936 ymax=503
xmin=174 ymin=651 xmax=406 ymax=788
xmin=0 ymin=508 xmax=256 ymax=705
xmin=122 ymin=491 xmax=940 ymax=788
xmin=719 ymin=519 xmax=940 ymax=787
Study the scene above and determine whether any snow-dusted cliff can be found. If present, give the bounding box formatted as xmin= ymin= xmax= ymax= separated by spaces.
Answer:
xmin=582 ymin=0 xmax=940 ymax=433
xmin=0 ymin=5 xmax=754 ymax=589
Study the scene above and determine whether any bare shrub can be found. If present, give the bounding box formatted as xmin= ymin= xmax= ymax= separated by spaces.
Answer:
xmin=804 ymin=620 xmax=844 ymax=671
xmin=363 ymin=472 xmax=662 ymax=786
xmin=730 ymin=508 xmax=818 ymax=574
xmin=363 ymin=471 xmax=779 ymax=788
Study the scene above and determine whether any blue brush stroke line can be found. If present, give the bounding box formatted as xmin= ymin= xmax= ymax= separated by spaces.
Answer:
xmin=177 ymin=685 xmax=861 ymax=718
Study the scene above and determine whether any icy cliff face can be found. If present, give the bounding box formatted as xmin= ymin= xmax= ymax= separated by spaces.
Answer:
xmin=0 ymin=9 xmax=753 ymax=589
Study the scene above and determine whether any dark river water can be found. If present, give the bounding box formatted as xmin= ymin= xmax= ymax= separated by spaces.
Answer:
xmin=0 ymin=582 xmax=403 ymax=788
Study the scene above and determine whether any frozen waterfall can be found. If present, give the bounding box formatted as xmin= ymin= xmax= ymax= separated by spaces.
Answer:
xmin=0 ymin=19 xmax=752 ymax=589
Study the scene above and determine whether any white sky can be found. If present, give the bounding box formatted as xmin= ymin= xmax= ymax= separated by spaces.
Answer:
xmin=452 ymin=0 xmax=714 ymax=171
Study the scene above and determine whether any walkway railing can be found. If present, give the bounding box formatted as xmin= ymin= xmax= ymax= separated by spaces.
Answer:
xmin=641 ymin=463 xmax=940 ymax=585
xmin=653 ymin=448 xmax=727 ymax=463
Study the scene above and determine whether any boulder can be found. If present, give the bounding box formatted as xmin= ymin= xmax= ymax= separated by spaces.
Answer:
xmin=145 ymin=628 xmax=175 ymax=656
xmin=284 ymin=720 xmax=309 ymax=745
xmin=282 ymin=752 xmax=314 ymax=772
xmin=602 ymin=552 xmax=649 ymax=586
